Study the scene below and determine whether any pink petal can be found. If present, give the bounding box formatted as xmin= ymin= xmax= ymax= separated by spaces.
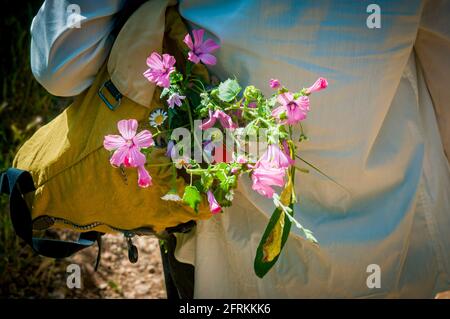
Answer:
xmin=137 ymin=165 xmax=152 ymax=188
xmin=262 ymin=144 xmax=293 ymax=168
xmin=297 ymin=96 xmax=310 ymax=111
xmin=192 ymin=29 xmax=204 ymax=48
xmin=216 ymin=110 xmax=237 ymax=130
xmin=118 ymin=119 xmax=138 ymax=139
xmin=306 ymin=77 xmax=328 ymax=94
xmin=199 ymin=53 xmax=217 ymax=65
xmin=143 ymin=68 xmax=153 ymax=81
xmin=252 ymin=180 xmax=276 ymax=198
xmin=162 ymin=53 xmax=176 ymax=68
xmin=103 ymin=134 xmax=126 ymax=151
xmin=158 ymin=75 xmax=171 ymax=88
xmin=269 ymin=79 xmax=281 ymax=89
xmin=199 ymin=39 xmax=220 ymax=53
xmin=188 ymin=52 xmax=201 ymax=64
xmin=282 ymin=140 xmax=295 ymax=166
xmin=146 ymin=52 xmax=164 ymax=69
xmin=207 ymin=190 xmax=222 ymax=214
xmin=286 ymin=105 xmax=306 ymax=123
xmin=183 ymin=33 xmax=194 ymax=50
xmin=271 ymin=105 xmax=286 ymax=119
xmin=126 ymin=145 xmax=146 ymax=167
xmin=277 ymin=92 xmax=293 ymax=105
xmin=199 ymin=110 xmax=217 ymax=130
xmin=110 ymin=145 xmax=128 ymax=167
xmin=133 ymin=130 xmax=154 ymax=148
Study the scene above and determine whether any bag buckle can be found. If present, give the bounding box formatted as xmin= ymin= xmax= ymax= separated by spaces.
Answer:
xmin=98 ymin=80 xmax=122 ymax=111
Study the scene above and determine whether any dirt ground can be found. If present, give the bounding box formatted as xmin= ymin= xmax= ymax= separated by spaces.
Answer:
xmin=42 ymin=234 xmax=166 ymax=299
xmin=64 ymin=234 xmax=166 ymax=299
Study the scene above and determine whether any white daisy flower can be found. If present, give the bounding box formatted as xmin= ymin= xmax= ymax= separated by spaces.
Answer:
xmin=149 ymin=109 xmax=167 ymax=127
xmin=161 ymin=192 xmax=182 ymax=202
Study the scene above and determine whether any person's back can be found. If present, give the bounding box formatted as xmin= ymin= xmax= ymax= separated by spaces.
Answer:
xmin=30 ymin=0 xmax=450 ymax=298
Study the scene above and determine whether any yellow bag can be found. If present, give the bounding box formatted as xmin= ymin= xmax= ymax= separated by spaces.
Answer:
xmin=10 ymin=5 xmax=211 ymax=237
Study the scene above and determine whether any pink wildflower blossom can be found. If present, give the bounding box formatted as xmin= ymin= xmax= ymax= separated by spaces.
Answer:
xmin=167 ymin=93 xmax=186 ymax=108
xmin=269 ymin=78 xmax=281 ymax=89
xmin=272 ymin=92 xmax=310 ymax=125
xmin=207 ymin=190 xmax=222 ymax=214
xmin=259 ymin=143 xmax=294 ymax=169
xmin=137 ymin=165 xmax=152 ymax=188
xmin=143 ymin=52 xmax=176 ymax=88
xmin=103 ymin=119 xmax=154 ymax=188
xmin=251 ymin=164 xmax=286 ymax=198
xmin=305 ymin=77 xmax=328 ymax=94
xmin=199 ymin=110 xmax=237 ymax=130
xmin=183 ymin=29 xmax=220 ymax=65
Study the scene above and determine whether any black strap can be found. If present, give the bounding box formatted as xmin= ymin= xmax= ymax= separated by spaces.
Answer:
xmin=0 ymin=168 xmax=103 ymax=262
xmin=160 ymin=234 xmax=195 ymax=299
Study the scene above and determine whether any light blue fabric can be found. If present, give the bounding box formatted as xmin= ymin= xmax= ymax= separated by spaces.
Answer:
xmin=31 ymin=0 xmax=126 ymax=96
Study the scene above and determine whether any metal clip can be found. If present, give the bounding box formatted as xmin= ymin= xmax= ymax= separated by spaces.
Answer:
xmin=124 ymin=232 xmax=138 ymax=263
xmin=98 ymin=79 xmax=122 ymax=111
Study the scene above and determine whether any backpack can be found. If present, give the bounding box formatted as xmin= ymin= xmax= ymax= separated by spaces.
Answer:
xmin=0 ymin=1 xmax=210 ymax=299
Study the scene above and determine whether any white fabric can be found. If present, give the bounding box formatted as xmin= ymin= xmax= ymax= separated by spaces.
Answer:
xmin=30 ymin=0 xmax=450 ymax=298
xmin=31 ymin=0 xmax=126 ymax=96
xmin=107 ymin=0 xmax=176 ymax=107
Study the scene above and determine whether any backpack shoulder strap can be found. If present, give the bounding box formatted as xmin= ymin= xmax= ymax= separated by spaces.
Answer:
xmin=0 ymin=168 xmax=103 ymax=268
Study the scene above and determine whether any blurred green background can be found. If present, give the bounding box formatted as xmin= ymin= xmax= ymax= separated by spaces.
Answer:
xmin=0 ymin=0 xmax=71 ymax=298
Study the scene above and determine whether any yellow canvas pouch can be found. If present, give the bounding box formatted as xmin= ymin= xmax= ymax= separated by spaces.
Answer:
xmin=10 ymin=3 xmax=211 ymax=237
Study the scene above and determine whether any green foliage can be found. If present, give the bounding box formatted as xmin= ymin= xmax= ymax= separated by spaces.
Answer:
xmin=182 ymin=185 xmax=202 ymax=213
xmin=253 ymin=205 xmax=293 ymax=278
xmin=217 ymin=79 xmax=241 ymax=102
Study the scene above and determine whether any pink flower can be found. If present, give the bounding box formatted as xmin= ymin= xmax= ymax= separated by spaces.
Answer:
xmin=166 ymin=140 xmax=176 ymax=158
xmin=272 ymin=92 xmax=310 ymax=125
xmin=251 ymin=164 xmax=286 ymax=198
xmin=183 ymin=29 xmax=220 ymax=65
xmin=305 ymin=77 xmax=328 ymax=94
xmin=250 ymin=142 xmax=294 ymax=198
xmin=259 ymin=143 xmax=294 ymax=169
xmin=233 ymin=153 xmax=248 ymax=164
xmin=230 ymin=167 xmax=240 ymax=174
xmin=199 ymin=110 xmax=237 ymax=130
xmin=207 ymin=190 xmax=222 ymax=214
xmin=103 ymin=119 xmax=154 ymax=188
xmin=143 ymin=52 xmax=176 ymax=88
xmin=269 ymin=78 xmax=281 ymax=89
xmin=167 ymin=93 xmax=186 ymax=108
xmin=137 ymin=165 xmax=152 ymax=188
xmin=282 ymin=140 xmax=293 ymax=163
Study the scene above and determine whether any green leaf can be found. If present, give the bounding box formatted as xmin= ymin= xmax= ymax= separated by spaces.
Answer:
xmin=182 ymin=185 xmax=202 ymax=213
xmin=200 ymin=171 xmax=213 ymax=190
xmin=218 ymin=79 xmax=241 ymax=102
xmin=254 ymin=183 xmax=294 ymax=278
xmin=254 ymin=205 xmax=292 ymax=278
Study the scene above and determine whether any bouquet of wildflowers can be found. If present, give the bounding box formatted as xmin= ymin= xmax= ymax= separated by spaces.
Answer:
xmin=103 ymin=29 xmax=328 ymax=277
